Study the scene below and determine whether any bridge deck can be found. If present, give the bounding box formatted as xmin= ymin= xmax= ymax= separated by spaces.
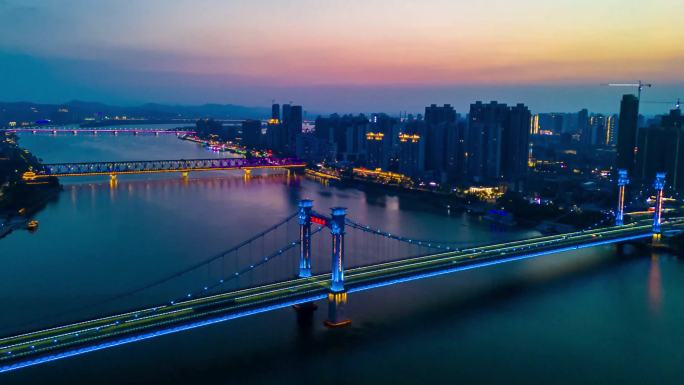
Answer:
xmin=0 ymin=220 xmax=672 ymax=372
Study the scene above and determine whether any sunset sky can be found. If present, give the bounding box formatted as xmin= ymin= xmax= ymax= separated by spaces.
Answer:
xmin=1 ymin=0 xmax=682 ymax=114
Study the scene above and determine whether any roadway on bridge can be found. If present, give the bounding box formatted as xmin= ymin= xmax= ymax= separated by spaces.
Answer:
xmin=0 ymin=219 xmax=678 ymax=372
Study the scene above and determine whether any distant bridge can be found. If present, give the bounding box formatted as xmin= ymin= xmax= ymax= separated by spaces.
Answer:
xmin=5 ymin=128 xmax=195 ymax=135
xmin=22 ymin=157 xmax=306 ymax=180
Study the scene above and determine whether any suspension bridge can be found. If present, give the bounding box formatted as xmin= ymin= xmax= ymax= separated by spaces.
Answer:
xmin=0 ymin=170 xmax=677 ymax=373
xmin=21 ymin=157 xmax=306 ymax=181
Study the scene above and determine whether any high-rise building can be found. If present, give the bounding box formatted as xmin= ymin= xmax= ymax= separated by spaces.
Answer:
xmin=365 ymin=131 xmax=386 ymax=169
xmin=467 ymin=101 xmax=508 ymax=182
xmin=241 ymin=119 xmax=262 ymax=148
xmin=445 ymin=120 xmax=468 ymax=183
xmin=265 ymin=119 xmax=284 ymax=152
xmin=587 ymin=114 xmax=606 ymax=147
xmin=424 ymin=104 xmax=458 ymax=182
xmin=617 ymin=94 xmax=639 ymax=175
xmin=279 ymin=104 xmax=303 ymax=155
xmin=271 ymin=103 xmax=280 ymax=121
xmin=635 ymin=108 xmax=684 ymax=190
xmin=314 ymin=114 xmax=374 ymax=163
xmin=467 ymin=101 xmax=532 ymax=184
xmin=502 ymin=103 xmax=531 ymax=184
xmin=578 ymin=108 xmax=590 ymax=143
xmin=425 ymin=104 xmax=457 ymax=126
xmin=397 ymin=133 xmax=425 ymax=178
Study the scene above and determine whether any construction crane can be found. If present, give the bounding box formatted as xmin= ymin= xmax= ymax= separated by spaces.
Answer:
xmin=603 ymin=80 xmax=653 ymax=100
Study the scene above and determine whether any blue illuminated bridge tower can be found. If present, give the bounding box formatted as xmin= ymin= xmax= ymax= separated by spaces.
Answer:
xmin=653 ymin=172 xmax=666 ymax=233
xmin=295 ymin=202 xmax=351 ymax=327
xmin=616 ymin=169 xmax=629 ymax=226
xmin=298 ymin=199 xmax=313 ymax=278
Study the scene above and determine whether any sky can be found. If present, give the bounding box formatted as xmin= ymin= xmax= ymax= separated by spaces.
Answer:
xmin=0 ymin=0 xmax=682 ymax=114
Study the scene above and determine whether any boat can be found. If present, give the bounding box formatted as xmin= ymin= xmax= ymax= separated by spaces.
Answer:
xmin=27 ymin=220 xmax=39 ymax=231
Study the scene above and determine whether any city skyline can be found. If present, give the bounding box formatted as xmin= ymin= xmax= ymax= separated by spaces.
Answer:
xmin=1 ymin=0 xmax=682 ymax=113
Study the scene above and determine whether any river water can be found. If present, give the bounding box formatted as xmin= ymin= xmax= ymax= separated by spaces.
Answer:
xmin=2 ymin=126 xmax=684 ymax=384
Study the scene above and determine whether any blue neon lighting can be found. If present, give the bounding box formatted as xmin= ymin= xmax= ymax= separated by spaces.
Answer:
xmin=0 ymin=293 xmax=328 ymax=374
xmin=347 ymin=233 xmax=651 ymax=295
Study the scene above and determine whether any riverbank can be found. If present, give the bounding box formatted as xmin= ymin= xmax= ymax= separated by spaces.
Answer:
xmin=0 ymin=132 xmax=61 ymax=238
xmin=305 ymin=167 xmax=607 ymax=232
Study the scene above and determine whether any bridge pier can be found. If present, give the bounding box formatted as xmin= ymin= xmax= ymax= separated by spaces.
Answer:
xmin=323 ymin=207 xmax=351 ymax=328
xmin=324 ymin=292 xmax=351 ymax=328
xmin=653 ymin=172 xmax=666 ymax=233
xmin=298 ymin=199 xmax=313 ymax=278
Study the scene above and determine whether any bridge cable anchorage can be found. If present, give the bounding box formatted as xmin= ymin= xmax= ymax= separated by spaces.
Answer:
xmin=173 ymin=226 xmax=325 ymax=303
xmin=2 ymin=212 xmax=300 ymax=334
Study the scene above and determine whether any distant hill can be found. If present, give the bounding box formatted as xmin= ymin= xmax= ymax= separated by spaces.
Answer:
xmin=0 ymin=100 xmax=270 ymax=126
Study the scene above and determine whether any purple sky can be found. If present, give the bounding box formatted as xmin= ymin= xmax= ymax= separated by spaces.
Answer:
xmin=0 ymin=0 xmax=682 ymax=115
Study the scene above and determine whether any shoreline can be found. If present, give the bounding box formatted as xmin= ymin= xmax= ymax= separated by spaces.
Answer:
xmin=305 ymin=168 xmax=607 ymax=234
xmin=0 ymin=132 xmax=62 ymax=239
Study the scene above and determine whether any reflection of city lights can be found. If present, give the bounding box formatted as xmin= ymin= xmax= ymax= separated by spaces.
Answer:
xmin=648 ymin=255 xmax=662 ymax=315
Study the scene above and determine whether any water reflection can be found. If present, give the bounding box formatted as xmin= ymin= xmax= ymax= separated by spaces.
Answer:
xmin=65 ymin=172 xmax=299 ymax=196
xmin=648 ymin=254 xmax=662 ymax=315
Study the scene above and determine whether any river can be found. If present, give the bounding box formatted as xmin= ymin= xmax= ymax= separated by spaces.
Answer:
xmin=1 ymin=126 xmax=684 ymax=384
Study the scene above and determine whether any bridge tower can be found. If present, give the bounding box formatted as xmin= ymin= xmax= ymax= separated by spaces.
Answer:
xmin=616 ymin=169 xmax=629 ymax=226
xmin=325 ymin=207 xmax=351 ymax=327
xmin=298 ymin=199 xmax=313 ymax=278
xmin=329 ymin=207 xmax=346 ymax=293
xmin=653 ymin=172 xmax=666 ymax=233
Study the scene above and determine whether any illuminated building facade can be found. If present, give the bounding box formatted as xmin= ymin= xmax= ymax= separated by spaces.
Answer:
xmin=605 ymin=114 xmax=617 ymax=146
xmin=397 ymin=133 xmax=425 ymax=178
xmin=530 ymin=114 xmax=540 ymax=135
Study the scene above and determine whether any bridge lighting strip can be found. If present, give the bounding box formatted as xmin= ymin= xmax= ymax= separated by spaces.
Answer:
xmin=347 ymin=233 xmax=652 ymax=295
xmin=0 ymin=294 xmax=327 ymax=374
